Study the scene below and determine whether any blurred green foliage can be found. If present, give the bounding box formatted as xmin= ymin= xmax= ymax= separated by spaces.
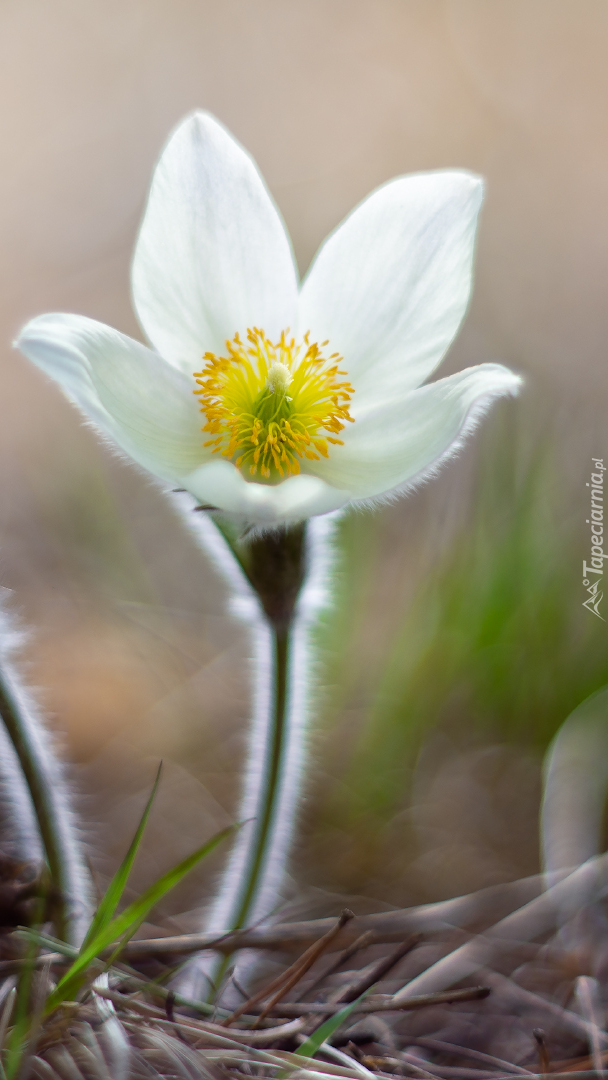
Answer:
xmin=311 ymin=398 xmax=608 ymax=888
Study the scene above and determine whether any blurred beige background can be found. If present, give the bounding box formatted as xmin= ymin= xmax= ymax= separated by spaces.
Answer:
xmin=0 ymin=0 xmax=606 ymax=920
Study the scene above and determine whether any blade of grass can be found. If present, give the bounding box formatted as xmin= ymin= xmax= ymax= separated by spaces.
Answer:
xmin=80 ymin=763 xmax=162 ymax=952
xmin=4 ymin=896 xmax=47 ymax=1080
xmin=295 ymin=989 xmax=372 ymax=1059
xmin=44 ymin=821 xmax=239 ymax=1015
xmin=13 ymin=930 xmax=76 ymax=958
xmin=4 ymin=931 xmax=39 ymax=1079
xmin=0 ymin=987 xmax=15 ymax=1080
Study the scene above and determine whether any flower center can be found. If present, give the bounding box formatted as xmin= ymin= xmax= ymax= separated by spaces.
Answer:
xmin=193 ymin=328 xmax=354 ymax=480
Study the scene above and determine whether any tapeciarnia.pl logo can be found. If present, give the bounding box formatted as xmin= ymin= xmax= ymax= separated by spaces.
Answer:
xmin=582 ymin=457 xmax=605 ymax=620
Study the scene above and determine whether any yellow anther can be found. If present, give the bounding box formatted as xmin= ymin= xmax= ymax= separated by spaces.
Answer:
xmin=193 ymin=328 xmax=354 ymax=481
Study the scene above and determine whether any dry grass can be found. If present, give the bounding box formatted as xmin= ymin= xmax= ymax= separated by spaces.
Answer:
xmin=3 ymin=863 xmax=608 ymax=1080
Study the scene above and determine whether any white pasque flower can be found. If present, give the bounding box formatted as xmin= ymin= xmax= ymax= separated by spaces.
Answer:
xmin=16 ymin=112 xmax=520 ymax=526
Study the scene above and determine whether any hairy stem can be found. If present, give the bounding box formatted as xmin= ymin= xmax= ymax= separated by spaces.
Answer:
xmin=226 ymin=524 xmax=306 ymax=928
xmin=0 ymin=638 xmax=91 ymax=945
xmin=172 ymin=505 xmax=336 ymax=1003
xmin=230 ymin=624 xmax=290 ymax=929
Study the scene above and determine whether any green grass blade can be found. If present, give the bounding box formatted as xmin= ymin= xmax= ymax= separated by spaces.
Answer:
xmin=100 ymin=821 xmax=239 ymax=949
xmin=294 ymin=989 xmax=371 ymax=1059
xmin=0 ymin=986 xmax=15 ymax=1080
xmin=80 ymin=763 xmax=162 ymax=951
xmin=4 ymin=920 xmax=41 ymax=1079
xmin=13 ymin=929 xmax=77 ymax=958
xmin=45 ymin=821 xmax=238 ymax=1015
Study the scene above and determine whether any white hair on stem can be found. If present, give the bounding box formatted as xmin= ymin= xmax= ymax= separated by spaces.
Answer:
xmin=168 ymin=494 xmax=340 ymax=1000
xmin=0 ymin=605 xmax=93 ymax=946
xmin=0 ymin=604 xmax=132 ymax=1068
xmin=0 ymin=721 xmax=43 ymax=864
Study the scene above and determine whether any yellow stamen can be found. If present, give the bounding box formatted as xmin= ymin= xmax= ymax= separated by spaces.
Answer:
xmin=193 ymin=328 xmax=354 ymax=481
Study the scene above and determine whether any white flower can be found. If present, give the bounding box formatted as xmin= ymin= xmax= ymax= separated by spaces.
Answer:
xmin=16 ymin=112 xmax=520 ymax=526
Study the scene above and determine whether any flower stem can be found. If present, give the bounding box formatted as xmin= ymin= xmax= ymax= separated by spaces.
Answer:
xmin=228 ymin=521 xmax=307 ymax=921
xmin=208 ymin=524 xmax=306 ymax=992
xmin=0 ymin=646 xmax=91 ymax=944
xmin=229 ymin=621 xmax=290 ymax=929
xmin=174 ymin=512 xmax=330 ymax=1001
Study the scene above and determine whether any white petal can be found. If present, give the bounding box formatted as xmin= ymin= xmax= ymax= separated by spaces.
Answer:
xmin=132 ymin=112 xmax=299 ymax=374
xmin=305 ymin=364 xmax=522 ymax=498
xmin=16 ymin=313 xmax=206 ymax=480
xmin=182 ymin=459 xmax=351 ymax=525
xmin=298 ymin=171 xmax=483 ymax=409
